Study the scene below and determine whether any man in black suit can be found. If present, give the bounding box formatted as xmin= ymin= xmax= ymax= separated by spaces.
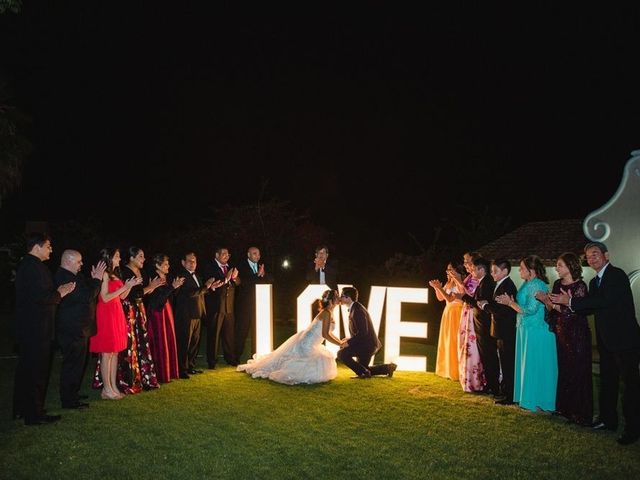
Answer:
xmin=54 ymin=249 xmax=105 ymax=409
xmin=235 ymin=246 xmax=271 ymax=363
xmin=337 ymin=287 xmax=397 ymax=378
xmin=461 ymin=257 xmax=498 ymax=395
xmin=203 ymin=247 xmax=241 ymax=367
xmin=479 ymin=258 xmax=518 ymax=404
xmin=13 ymin=233 xmax=75 ymax=425
xmin=305 ymin=245 xmax=337 ymax=290
xmin=172 ymin=252 xmax=220 ymax=378
xmin=551 ymin=242 xmax=640 ymax=445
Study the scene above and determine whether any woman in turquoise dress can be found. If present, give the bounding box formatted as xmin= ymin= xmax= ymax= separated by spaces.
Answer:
xmin=496 ymin=255 xmax=557 ymax=412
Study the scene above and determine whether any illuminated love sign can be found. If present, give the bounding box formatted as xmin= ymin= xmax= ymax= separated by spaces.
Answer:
xmin=253 ymin=284 xmax=429 ymax=372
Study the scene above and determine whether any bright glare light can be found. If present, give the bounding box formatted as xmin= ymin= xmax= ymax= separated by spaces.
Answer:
xmin=255 ymin=284 xmax=273 ymax=356
xmin=281 ymin=259 xmax=290 ymax=269
xmin=384 ymin=287 xmax=429 ymax=371
xmin=257 ymin=284 xmax=431 ymax=373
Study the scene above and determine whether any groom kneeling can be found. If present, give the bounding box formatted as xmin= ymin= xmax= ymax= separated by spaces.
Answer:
xmin=338 ymin=287 xmax=397 ymax=379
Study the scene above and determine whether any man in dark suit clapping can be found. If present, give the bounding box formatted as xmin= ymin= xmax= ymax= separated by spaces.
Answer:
xmin=235 ymin=246 xmax=271 ymax=363
xmin=54 ymin=249 xmax=105 ymax=409
xmin=173 ymin=252 xmax=221 ymax=378
xmin=305 ymin=245 xmax=337 ymax=290
xmin=479 ymin=258 xmax=518 ymax=404
xmin=13 ymin=233 xmax=75 ymax=425
xmin=551 ymin=242 xmax=640 ymax=445
xmin=203 ymin=247 xmax=241 ymax=367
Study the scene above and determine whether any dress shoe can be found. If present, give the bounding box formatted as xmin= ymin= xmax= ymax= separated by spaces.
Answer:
xmin=387 ymin=363 xmax=398 ymax=378
xmin=208 ymin=364 xmax=217 ymax=370
xmin=62 ymin=402 xmax=89 ymax=410
xmin=179 ymin=372 xmax=190 ymax=379
xmin=495 ymin=398 xmax=514 ymax=405
xmin=617 ymin=431 xmax=640 ymax=445
xmin=25 ymin=414 xmax=61 ymax=426
xmin=187 ymin=368 xmax=203 ymax=374
xmin=350 ymin=370 xmax=372 ymax=379
xmin=592 ymin=421 xmax=617 ymax=431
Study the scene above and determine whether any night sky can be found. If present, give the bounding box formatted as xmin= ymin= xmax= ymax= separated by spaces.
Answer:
xmin=1 ymin=3 xmax=639 ymax=260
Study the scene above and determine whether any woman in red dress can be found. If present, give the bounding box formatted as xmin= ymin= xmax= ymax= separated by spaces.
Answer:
xmin=89 ymin=248 xmax=141 ymax=400
xmin=145 ymin=253 xmax=185 ymax=383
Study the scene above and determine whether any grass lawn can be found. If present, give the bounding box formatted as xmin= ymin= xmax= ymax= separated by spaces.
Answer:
xmin=1 ymin=319 xmax=639 ymax=479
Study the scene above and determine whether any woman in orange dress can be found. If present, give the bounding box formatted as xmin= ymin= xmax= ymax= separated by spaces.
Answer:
xmin=430 ymin=260 xmax=466 ymax=380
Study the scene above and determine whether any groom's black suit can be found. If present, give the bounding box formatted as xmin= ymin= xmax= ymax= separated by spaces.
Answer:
xmin=337 ymin=302 xmax=393 ymax=376
xmin=570 ymin=264 xmax=640 ymax=435
xmin=462 ymin=274 xmax=498 ymax=394
xmin=482 ymin=277 xmax=517 ymax=401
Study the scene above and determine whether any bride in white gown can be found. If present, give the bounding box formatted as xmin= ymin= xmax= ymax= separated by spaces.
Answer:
xmin=237 ymin=289 xmax=344 ymax=385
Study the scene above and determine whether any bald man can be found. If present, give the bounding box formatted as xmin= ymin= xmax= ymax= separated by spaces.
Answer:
xmin=54 ymin=249 xmax=105 ymax=409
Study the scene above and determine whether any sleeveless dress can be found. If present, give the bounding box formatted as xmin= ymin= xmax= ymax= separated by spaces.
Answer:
xmin=435 ymin=285 xmax=463 ymax=380
xmin=89 ymin=278 xmax=127 ymax=353
xmin=237 ymin=310 xmax=337 ymax=385
xmin=118 ymin=267 xmax=159 ymax=393
xmin=146 ymin=284 xmax=180 ymax=384
xmin=458 ymin=275 xmax=486 ymax=392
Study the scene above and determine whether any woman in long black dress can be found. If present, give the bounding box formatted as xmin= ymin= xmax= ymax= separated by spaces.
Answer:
xmin=537 ymin=252 xmax=592 ymax=425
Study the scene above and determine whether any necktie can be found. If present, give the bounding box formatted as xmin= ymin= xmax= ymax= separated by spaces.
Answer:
xmin=595 ymin=275 xmax=601 ymax=287
xmin=251 ymin=263 xmax=257 ymax=274
xmin=222 ymin=265 xmax=228 ymax=276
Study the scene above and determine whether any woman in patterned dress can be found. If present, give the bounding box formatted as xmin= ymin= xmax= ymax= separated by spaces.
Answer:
xmin=119 ymin=246 xmax=164 ymax=393
xmin=452 ymin=251 xmax=486 ymax=392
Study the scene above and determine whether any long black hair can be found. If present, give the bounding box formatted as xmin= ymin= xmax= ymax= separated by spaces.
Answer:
xmin=99 ymin=247 xmax=121 ymax=280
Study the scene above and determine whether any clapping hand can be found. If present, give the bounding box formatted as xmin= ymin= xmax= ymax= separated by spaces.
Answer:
xmin=150 ymin=276 xmax=166 ymax=289
xmin=549 ymin=288 xmax=571 ymax=306
xmin=172 ymin=276 xmax=185 ymax=289
xmin=314 ymin=257 xmax=325 ymax=271
xmin=125 ymin=276 xmax=143 ymax=288
xmin=91 ymin=261 xmax=107 ymax=281
xmin=495 ymin=293 xmax=513 ymax=306
xmin=57 ymin=281 xmax=76 ymax=298
xmin=428 ymin=279 xmax=443 ymax=289
xmin=206 ymin=278 xmax=224 ymax=290
xmin=534 ymin=291 xmax=548 ymax=302
xmin=257 ymin=263 xmax=265 ymax=277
